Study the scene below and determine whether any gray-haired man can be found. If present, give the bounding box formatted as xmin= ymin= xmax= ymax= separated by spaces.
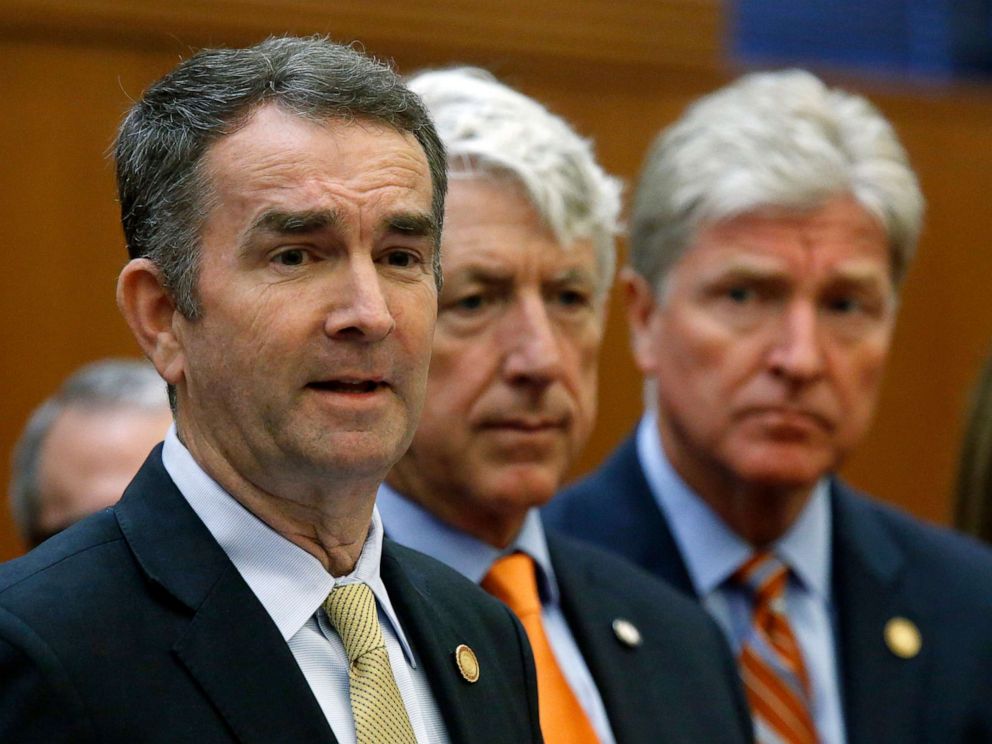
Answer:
xmin=548 ymin=69 xmax=992 ymax=743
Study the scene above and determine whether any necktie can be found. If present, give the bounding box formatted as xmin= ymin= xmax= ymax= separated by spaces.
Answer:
xmin=324 ymin=582 xmax=417 ymax=744
xmin=732 ymin=551 xmax=818 ymax=744
xmin=482 ymin=553 xmax=599 ymax=744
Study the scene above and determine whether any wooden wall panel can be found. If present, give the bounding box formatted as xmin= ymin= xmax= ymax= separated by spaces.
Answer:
xmin=2 ymin=0 xmax=991 ymax=560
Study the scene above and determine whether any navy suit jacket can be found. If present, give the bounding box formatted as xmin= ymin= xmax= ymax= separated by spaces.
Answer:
xmin=545 ymin=530 xmax=752 ymax=743
xmin=546 ymin=434 xmax=992 ymax=743
xmin=0 ymin=448 xmax=542 ymax=744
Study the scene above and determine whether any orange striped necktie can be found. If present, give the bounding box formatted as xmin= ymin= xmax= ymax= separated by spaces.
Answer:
xmin=732 ymin=551 xmax=818 ymax=744
xmin=482 ymin=553 xmax=600 ymax=744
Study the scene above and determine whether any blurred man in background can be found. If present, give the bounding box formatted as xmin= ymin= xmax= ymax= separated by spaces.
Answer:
xmin=9 ymin=358 xmax=171 ymax=548
xmin=547 ymin=69 xmax=992 ymax=743
xmin=380 ymin=67 xmax=752 ymax=744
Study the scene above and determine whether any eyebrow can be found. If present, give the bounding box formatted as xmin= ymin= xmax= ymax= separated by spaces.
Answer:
xmin=244 ymin=209 xmax=340 ymax=243
xmin=240 ymin=208 xmax=438 ymax=251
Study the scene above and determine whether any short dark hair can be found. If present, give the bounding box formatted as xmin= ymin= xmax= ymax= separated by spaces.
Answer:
xmin=115 ymin=35 xmax=447 ymax=320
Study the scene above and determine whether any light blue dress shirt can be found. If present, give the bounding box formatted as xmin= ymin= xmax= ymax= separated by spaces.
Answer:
xmin=377 ymin=483 xmax=617 ymax=744
xmin=636 ymin=412 xmax=847 ymax=744
xmin=161 ymin=426 xmax=448 ymax=744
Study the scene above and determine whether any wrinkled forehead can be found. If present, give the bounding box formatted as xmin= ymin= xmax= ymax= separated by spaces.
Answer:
xmin=671 ymin=197 xmax=894 ymax=287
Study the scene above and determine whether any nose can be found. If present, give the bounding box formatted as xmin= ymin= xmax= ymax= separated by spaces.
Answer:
xmin=501 ymin=293 xmax=564 ymax=386
xmin=323 ymin=258 xmax=395 ymax=342
xmin=767 ymin=301 xmax=825 ymax=384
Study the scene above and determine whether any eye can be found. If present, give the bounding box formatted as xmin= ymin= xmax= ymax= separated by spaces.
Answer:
xmin=826 ymin=295 xmax=860 ymax=314
xmin=726 ymin=285 xmax=754 ymax=303
xmin=382 ymin=249 xmax=426 ymax=270
xmin=454 ymin=293 xmax=485 ymax=312
xmin=272 ymin=248 xmax=309 ymax=267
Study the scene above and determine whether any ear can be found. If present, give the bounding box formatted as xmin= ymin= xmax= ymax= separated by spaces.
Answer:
xmin=116 ymin=259 xmax=186 ymax=386
xmin=621 ymin=267 xmax=661 ymax=375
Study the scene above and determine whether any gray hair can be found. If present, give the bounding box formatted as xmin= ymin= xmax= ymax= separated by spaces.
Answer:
xmin=630 ymin=69 xmax=924 ymax=291
xmin=405 ymin=67 xmax=622 ymax=300
xmin=9 ymin=359 xmax=169 ymax=545
xmin=115 ymin=35 xmax=447 ymax=320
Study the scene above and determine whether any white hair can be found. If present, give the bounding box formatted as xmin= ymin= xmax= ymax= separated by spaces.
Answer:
xmin=630 ymin=69 xmax=925 ymax=290
xmin=406 ymin=67 xmax=623 ymax=297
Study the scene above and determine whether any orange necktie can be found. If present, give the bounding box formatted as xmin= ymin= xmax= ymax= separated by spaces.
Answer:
xmin=482 ymin=553 xmax=600 ymax=744
xmin=732 ymin=551 xmax=818 ymax=744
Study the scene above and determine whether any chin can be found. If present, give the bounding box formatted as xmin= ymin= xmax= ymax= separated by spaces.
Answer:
xmin=483 ymin=466 xmax=561 ymax=511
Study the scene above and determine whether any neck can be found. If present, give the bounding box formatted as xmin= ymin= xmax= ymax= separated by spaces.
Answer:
xmin=177 ymin=421 xmax=377 ymax=576
xmin=385 ymin=473 xmax=526 ymax=550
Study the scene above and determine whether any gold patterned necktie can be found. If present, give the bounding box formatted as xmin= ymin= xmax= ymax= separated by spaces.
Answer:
xmin=732 ymin=551 xmax=818 ymax=744
xmin=323 ymin=582 xmax=417 ymax=744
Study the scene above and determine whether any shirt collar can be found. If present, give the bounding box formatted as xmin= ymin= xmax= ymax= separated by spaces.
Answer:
xmin=161 ymin=424 xmax=417 ymax=664
xmin=636 ymin=412 xmax=832 ymax=601
xmin=377 ymin=482 xmax=560 ymax=605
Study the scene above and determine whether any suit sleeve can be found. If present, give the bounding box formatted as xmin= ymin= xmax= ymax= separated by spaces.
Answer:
xmin=0 ymin=607 xmax=96 ymax=743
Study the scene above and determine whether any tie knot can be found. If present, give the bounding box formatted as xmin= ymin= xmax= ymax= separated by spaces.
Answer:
xmin=481 ymin=552 xmax=542 ymax=618
xmin=731 ymin=551 xmax=789 ymax=610
xmin=323 ymin=582 xmax=384 ymax=664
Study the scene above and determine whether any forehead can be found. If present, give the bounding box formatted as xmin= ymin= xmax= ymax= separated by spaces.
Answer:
xmin=678 ymin=197 xmax=892 ymax=283
xmin=200 ymin=105 xmax=432 ymax=224
xmin=441 ymin=177 xmax=598 ymax=277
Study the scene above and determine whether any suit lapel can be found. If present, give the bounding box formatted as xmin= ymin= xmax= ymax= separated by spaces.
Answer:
xmin=115 ymin=448 xmax=336 ymax=744
xmin=547 ymin=535 xmax=647 ymax=743
xmin=831 ymin=482 xmax=928 ymax=743
xmin=379 ymin=543 xmax=489 ymax=743
xmin=595 ymin=436 xmax=697 ymax=596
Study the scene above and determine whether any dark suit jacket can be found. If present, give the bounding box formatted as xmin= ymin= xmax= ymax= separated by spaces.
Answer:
xmin=545 ymin=530 xmax=752 ymax=744
xmin=545 ymin=433 xmax=992 ymax=743
xmin=0 ymin=448 xmax=542 ymax=744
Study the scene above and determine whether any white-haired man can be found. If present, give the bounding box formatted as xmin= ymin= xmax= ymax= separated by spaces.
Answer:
xmin=378 ymin=67 xmax=752 ymax=744
xmin=547 ymin=69 xmax=992 ymax=743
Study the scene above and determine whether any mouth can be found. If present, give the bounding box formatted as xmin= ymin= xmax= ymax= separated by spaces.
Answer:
xmin=479 ymin=416 xmax=568 ymax=432
xmin=741 ymin=406 xmax=832 ymax=431
xmin=306 ymin=379 xmax=389 ymax=394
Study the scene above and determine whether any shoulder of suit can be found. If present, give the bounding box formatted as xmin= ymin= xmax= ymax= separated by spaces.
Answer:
xmin=545 ymin=528 xmax=719 ymax=634
xmin=0 ymin=510 xmax=124 ymax=598
xmin=835 ymin=482 xmax=992 ymax=602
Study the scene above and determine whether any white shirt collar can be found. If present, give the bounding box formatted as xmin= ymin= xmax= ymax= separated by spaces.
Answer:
xmin=161 ymin=424 xmax=416 ymax=664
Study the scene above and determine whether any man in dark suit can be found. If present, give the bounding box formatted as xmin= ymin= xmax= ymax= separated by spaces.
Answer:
xmin=0 ymin=37 xmax=541 ymax=743
xmin=379 ymin=67 xmax=752 ymax=744
xmin=546 ymin=70 xmax=992 ymax=743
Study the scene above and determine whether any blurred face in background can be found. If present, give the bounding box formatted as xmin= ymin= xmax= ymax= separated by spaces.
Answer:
xmin=33 ymin=404 xmax=172 ymax=545
xmin=628 ymin=196 xmax=897 ymax=508
xmin=388 ymin=177 xmax=604 ymax=547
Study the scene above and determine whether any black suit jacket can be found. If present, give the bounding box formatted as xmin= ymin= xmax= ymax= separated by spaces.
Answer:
xmin=545 ymin=531 xmax=752 ymax=744
xmin=545 ymin=433 xmax=992 ymax=743
xmin=0 ymin=448 xmax=542 ymax=743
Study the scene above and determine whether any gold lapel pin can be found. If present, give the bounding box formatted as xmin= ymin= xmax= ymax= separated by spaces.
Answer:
xmin=612 ymin=618 xmax=642 ymax=648
xmin=454 ymin=644 xmax=480 ymax=683
xmin=884 ymin=617 xmax=921 ymax=659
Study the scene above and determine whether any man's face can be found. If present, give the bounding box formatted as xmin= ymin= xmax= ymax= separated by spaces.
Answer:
xmin=169 ymin=106 xmax=437 ymax=495
xmin=630 ymin=196 xmax=897 ymax=495
xmin=389 ymin=177 xmax=603 ymax=542
xmin=34 ymin=405 xmax=172 ymax=544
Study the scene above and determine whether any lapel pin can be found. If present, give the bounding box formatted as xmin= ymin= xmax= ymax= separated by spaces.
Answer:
xmin=612 ymin=618 xmax=642 ymax=648
xmin=884 ymin=616 xmax=921 ymax=659
xmin=454 ymin=643 xmax=480 ymax=683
